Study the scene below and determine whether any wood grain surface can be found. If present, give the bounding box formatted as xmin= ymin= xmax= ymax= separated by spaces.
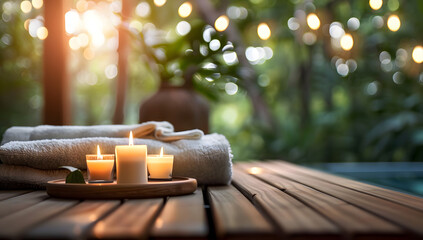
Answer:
xmin=1 ymin=161 xmax=422 ymax=240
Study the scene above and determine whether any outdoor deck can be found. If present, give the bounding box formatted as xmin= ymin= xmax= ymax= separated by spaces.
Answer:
xmin=1 ymin=161 xmax=423 ymax=239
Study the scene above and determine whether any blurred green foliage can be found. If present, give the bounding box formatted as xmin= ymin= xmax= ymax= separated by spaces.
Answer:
xmin=1 ymin=0 xmax=423 ymax=164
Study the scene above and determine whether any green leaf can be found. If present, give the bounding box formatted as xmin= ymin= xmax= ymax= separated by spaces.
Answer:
xmin=60 ymin=166 xmax=86 ymax=184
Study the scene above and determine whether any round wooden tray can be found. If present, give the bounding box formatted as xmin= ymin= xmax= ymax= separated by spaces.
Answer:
xmin=46 ymin=177 xmax=197 ymax=199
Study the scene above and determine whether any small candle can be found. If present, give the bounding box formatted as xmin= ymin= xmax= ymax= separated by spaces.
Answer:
xmin=147 ymin=147 xmax=174 ymax=180
xmin=86 ymin=145 xmax=114 ymax=183
xmin=115 ymin=131 xmax=148 ymax=184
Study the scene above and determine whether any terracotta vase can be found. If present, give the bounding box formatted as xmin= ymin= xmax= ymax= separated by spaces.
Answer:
xmin=139 ymin=80 xmax=209 ymax=133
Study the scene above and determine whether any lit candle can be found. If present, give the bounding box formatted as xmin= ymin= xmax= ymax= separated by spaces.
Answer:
xmin=115 ymin=131 xmax=148 ymax=184
xmin=86 ymin=145 xmax=114 ymax=183
xmin=147 ymin=147 xmax=174 ymax=180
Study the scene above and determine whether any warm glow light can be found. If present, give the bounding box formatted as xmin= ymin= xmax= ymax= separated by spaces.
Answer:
xmin=307 ymin=13 xmax=320 ymax=30
xmin=83 ymin=48 xmax=94 ymax=60
xmin=369 ymin=0 xmax=383 ymax=10
xmin=248 ymin=167 xmax=262 ymax=175
xmin=83 ymin=10 xmax=105 ymax=48
xmin=412 ymin=46 xmax=423 ymax=64
xmin=76 ymin=0 xmax=88 ymax=12
xmin=257 ymin=23 xmax=271 ymax=40
xmin=154 ymin=0 xmax=167 ymax=7
xmin=65 ymin=10 xmax=80 ymax=34
xmin=20 ymin=1 xmax=32 ymax=13
xmin=78 ymin=33 xmax=89 ymax=47
xmin=340 ymin=33 xmax=354 ymax=51
xmin=387 ymin=15 xmax=400 ymax=32
xmin=214 ymin=15 xmax=229 ymax=32
xmin=36 ymin=26 xmax=48 ymax=40
xmin=129 ymin=131 xmax=134 ymax=146
xmin=24 ymin=19 xmax=30 ymax=31
xmin=69 ymin=37 xmax=80 ymax=50
xmin=32 ymin=0 xmax=43 ymax=9
xmin=97 ymin=145 xmax=103 ymax=160
xmin=160 ymin=147 xmax=163 ymax=157
xmin=178 ymin=2 xmax=192 ymax=18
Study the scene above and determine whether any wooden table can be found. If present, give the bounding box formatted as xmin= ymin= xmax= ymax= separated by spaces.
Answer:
xmin=1 ymin=161 xmax=423 ymax=239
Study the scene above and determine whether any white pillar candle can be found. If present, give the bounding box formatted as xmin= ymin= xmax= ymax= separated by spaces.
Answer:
xmin=147 ymin=147 xmax=174 ymax=180
xmin=115 ymin=131 xmax=148 ymax=184
xmin=86 ymin=145 xmax=114 ymax=183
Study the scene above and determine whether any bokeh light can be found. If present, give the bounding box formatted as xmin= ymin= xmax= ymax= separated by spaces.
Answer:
xmin=225 ymin=82 xmax=238 ymax=95
xmin=369 ymin=0 xmax=383 ymax=10
xmin=306 ymin=13 xmax=320 ymax=30
xmin=20 ymin=1 xmax=32 ymax=13
xmin=257 ymin=23 xmax=271 ymax=40
xmin=347 ymin=17 xmax=360 ymax=31
xmin=32 ymin=0 xmax=43 ymax=9
xmin=303 ymin=32 xmax=316 ymax=45
xmin=36 ymin=26 xmax=48 ymax=40
xmin=176 ymin=21 xmax=191 ymax=36
xmin=214 ymin=15 xmax=229 ymax=32
xmin=412 ymin=46 xmax=423 ymax=63
xmin=340 ymin=33 xmax=354 ymax=51
xmin=387 ymin=15 xmax=400 ymax=32
xmin=287 ymin=17 xmax=300 ymax=31
xmin=178 ymin=2 xmax=192 ymax=18
xmin=329 ymin=22 xmax=345 ymax=39
xmin=69 ymin=36 xmax=80 ymax=50
xmin=65 ymin=10 xmax=80 ymax=34
xmin=154 ymin=0 xmax=167 ymax=7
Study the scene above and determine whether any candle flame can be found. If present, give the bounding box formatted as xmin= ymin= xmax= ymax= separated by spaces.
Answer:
xmin=160 ymin=147 xmax=163 ymax=157
xmin=129 ymin=131 xmax=134 ymax=146
xmin=97 ymin=145 xmax=103 ymax=160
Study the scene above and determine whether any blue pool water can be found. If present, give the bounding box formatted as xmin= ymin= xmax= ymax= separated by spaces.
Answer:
xmin=305 ymin=162 xmax=423 ymax=198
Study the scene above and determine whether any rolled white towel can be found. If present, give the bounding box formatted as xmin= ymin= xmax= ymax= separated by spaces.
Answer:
xmin=0 ymin=121 xmax=203 ymax=145
xmin=0 ymin=134 xmax=232 ymax=186
xmin=0 ymin=164 xmax=82 ymax=189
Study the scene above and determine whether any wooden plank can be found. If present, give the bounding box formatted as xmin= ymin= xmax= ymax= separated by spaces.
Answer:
xmin=273 ymin=161 xmax=423 ymax=212
xmin=150 ymin=189 xmax=208 ymax=239
xmin=0 ymin=190 xmax=30 ymax=201
xmin=25 ymin=200 xmax=120 ymax=239
xmin=208 ymin=185 xmax=276 ymax=239
xmin=0 ymin=191 xmax=48 ymax=218
xmin=232 ymin=168 xmax=340 ymax=239
xmin=250 ymin=162 xmax=423 ymax=236
xmin=91 ymin=198 xmax=163 ymax=239
xmin=235 ymin=164 xmax=406 ymax=239
xmin=0 ymin=198 xmax=78 ymax=239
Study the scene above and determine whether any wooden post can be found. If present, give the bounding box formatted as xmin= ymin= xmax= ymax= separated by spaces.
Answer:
xmin=43 ymin=0 xmax=70 ymax=125
xmin=112 ymin=0 xmax=133 ymax=124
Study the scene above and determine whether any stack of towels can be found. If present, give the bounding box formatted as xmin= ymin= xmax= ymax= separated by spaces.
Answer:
xmin=0 ymin=121 xmax=233 ymax=189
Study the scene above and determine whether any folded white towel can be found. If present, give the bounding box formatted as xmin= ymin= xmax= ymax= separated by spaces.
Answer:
xmin=0 ymin=134 xmax=232 ymax=186
xmin=1 ymin=121 xmax=203 ymax=145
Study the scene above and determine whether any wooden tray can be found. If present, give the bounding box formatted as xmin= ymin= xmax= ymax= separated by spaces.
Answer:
xmin=46 ymin=177 xmax=197 ymax=199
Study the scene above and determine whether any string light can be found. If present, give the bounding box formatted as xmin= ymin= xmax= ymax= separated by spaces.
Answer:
xmin=369 ymin=0 xmax=383 ymax=10
xmin=387 ymin=15 xmax=400 ymax=32
xmin=306 ymin=13 xmax=320 ymax=30
xmin=20 ymin=1 xmax=32 ymax=13
xmin=36 ymin=26 xmax=48 ymax=40
xmin=32 ymin=0 xmax=43 ymax=9
xmin=214 ymin=15 xmax=229 ymax=32
xmin=178 ymin=2 xmax=192 ymax=18
xmin=154 ymin=0 xmax=166 ymax=7
xmin=412 ymin=46 xmax=423 ymax=63
xmin=340 ymin=34 xmax=354 ymax=51
xmin=257 ymin=23 xmax=271 ymax=40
